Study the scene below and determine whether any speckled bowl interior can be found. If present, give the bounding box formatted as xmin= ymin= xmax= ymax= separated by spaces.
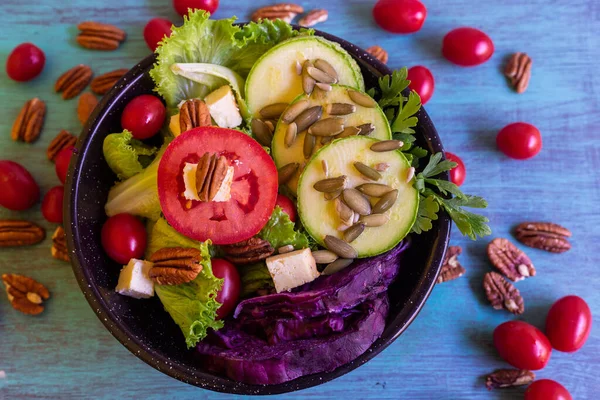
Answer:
xmin=65 ymin=28 xmax=451 ymax=395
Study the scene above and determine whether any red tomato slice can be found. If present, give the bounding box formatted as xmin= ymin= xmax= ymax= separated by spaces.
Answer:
xmin=158 ymin=127 xmax=278 ymax=245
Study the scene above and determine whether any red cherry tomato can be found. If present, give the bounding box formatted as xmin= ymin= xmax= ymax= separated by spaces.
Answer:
xmin=173 ymin=0 xmax=219 ymax=17
xmin=55 ymin=147 xmax=74 ymax=184
xmin=546 ymin=295 xmax=592 ymax=352
xmin=0 ymin=160 xmax=40 ymax=211
xmin=144 ymin=18 xmax=173 ymax=51
xmin=525 ymin=379 xmax=572 ymax=400
xmin=442 ymin=27 xmax=494 ymax=67
xmin=101 ymin=214 xmax=147 ymax=264
xmin=407 ymin=65 xmax=434 ymax=105
xmin=211 ymin=258 xmax=241 ymax=319
xmin=6 ymin=43 xmax=46 ymax=82
xmin=496 ymin=122 xmax=542 ymax=160
xmin=121 ymin=95 xmax=166 ymax=140
xmin=41 ymin=186 xmax=64 ymax=224
xmin=276 ymin=194 xmax=296 ymax=222
xmin=445 ymin=152 xmax=466 ymax=186
xmin=373 ymin=0 xmax=427 ymax=34
xmin=493 ymin=320 xmax=552 ymax=370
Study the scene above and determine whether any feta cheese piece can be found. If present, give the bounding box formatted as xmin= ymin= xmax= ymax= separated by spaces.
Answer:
xmin=182 ymin=162 xmax=200 ymax=201
xmin=204 ymin=85 xmax=242 ymax=128
xmin=169 ymin=114 xmax=181 ymax=136
xmin=212 ymin=166 xmax=234 ymax=202
xmin=115 ymin=259 xmax=155 ymax=299
xmin=266 ymin=248 xmax=320 ymax=293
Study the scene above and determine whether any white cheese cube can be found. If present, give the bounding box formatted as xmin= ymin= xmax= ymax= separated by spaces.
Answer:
xmin=115 ymin=259 xmax=155 ymax=299
xmin=212 ymin=166 xmax=234 ymax=202
xmin=182 ymin=162 xmax=200 ymax=201
xmin=266 ymin=248 xmax=320 ymax=293
xmin=204 ymin=85 xmax=242 ymax=128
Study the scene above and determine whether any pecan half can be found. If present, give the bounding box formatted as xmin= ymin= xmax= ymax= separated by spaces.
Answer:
xmin=90 ymin=68 xmax=128 ymax=95
xmin=514 ymin=222 xmax=571 ymax=253
xmin=77 ymin=21 xmax=126 ymax=51
xmin=55 ymin=64 xmax=93 ymax=100
xmin=483 ymin=272 xmax=524 ymax=314
xmin=437 ymin=246 xmax=465 ymax=283
xmin=222 ymin=237 xmax=275 ymax=264
xmin=47 ymin=129 xmax=77 ymax=161
xmin=11 ymin=98 xmax=46 ymax=143
xmin=298 ymin=9 xmax=328 ymax=27
xmin=51 ymin=226 xmax=70 ymax=262
xmin=180 ymin=99 xmax=211 ymax=133
xmin=149 ymin=247 xmax=203 ymax=285
xmin=77 ymin=92 xmax=98 ymax=125
xmin=366 ymin=45 xmax=389 ymax=64
xmin=487 ymin=238 xmax=535 ymax=281
xmin=195 ymin=152 xmax=229 ymax=202
xmin=486 ymin=369 xmax=535 ymax=390
xmin=251 ymin=3 xmax=304 ymax=23
xmin=504 ymin=52 xmax=532 ymax=94
xmin=0 ymin=220 xmax=45 ymax=247
xmin=2 ymin=274 xmax=50 ymax=315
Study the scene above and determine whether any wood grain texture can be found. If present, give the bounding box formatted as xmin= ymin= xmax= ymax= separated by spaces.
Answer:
xmin=1 ymin=0 xmax=599 ymax=398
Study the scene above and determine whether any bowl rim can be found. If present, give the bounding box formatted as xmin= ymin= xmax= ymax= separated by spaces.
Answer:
xmin=65 ymin=27 xmax=451 ymax=395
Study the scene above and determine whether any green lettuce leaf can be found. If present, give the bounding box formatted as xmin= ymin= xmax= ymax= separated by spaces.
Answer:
xmin=148 ymin=218 xmax=224 ymax=348
xmin=258 ymin=206 xmax=309 ymax=249
xmin=239 ymin=262 xmax=274 ymax=298
xmin=102 ymin=130 xmax=157 ymax=180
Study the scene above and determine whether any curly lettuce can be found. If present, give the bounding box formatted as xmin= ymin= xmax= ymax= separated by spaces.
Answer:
xmin=259 ymin=206 xmax=309 ymax=250
xmin=240 ymin=262 xmax=274 ymax=298
xmin=103 ymin=130 xmax=157 ymax=180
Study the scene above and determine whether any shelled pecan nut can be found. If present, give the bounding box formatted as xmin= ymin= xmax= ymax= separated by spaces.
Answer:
xmin=222 ymin=237 xmax=275 ymax=264
xmin=47 ymin=129 xmax=77 ymax=161
xmin=483 ymin=272 xmax=524 ymax=314
xmin=366 ymin=45 xmax=389 ymax=64
xmin=76 ymin=21 xmax=126 ymax=51
xmin=195 ymin=152 xmax=229 ymax=202
xmin=298 ymin=9 xmax=328 ymax=27
xmin=51 ymin=226 xmax=70 ymax=262
xmin=11 ymin=98 xmax=46 ymax=143
xmin=180 ymin=99 xmax=212 ymax=133
xmin=251 ymin=3 xmax=304 ymax=23
xmin=77 ymin=92 xmax=98 ymax=125
xmin=149 ymin=247 xmax=203 ymax=285
xmin=504 ymin=52 xmax=532 ymax=94
xmin=90 ymin=68 xmax=128 ymax=95
xmin=514 ymin=222 xmax=571 ymax=253
xmin=437 ymin=246 xmax=465 ymax=283
xmin=0 ymin=220 xmax=46 ymax=247
xmin=485 ymin=369 xmax=535 ymax=390
xmin=2 ymin=273 xmax=50 ymax=315
xmin=487 ymin=238 xmax=535 ymax=281
xmin=55 ymin=64 xmax=93 ymax=100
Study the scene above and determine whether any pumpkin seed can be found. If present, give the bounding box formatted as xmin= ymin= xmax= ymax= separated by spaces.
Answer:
xmin=302 ymin=60 xmax=316 ymax=95
xmin=282 ymin=100 xmax=310 ymax=123
xmin=278 ymin=245 xmax=294 ymax=254
xmin=373 ymin=189 xmax=398 ymax=214
xmin=303 ymin=133 xmax=316 ymax=159
xmin=348 ymin=89 xmax=377 ymax=108
xmin=314 ymin=176 xmax=347 ymax=193
xmin=278 ymin=162 xmax=299 ymax=184
xmin=322 ymin=159 xmax=329 ymax=176
xmin=308 ymin=117 xmax=344 ymax=136
xmin=322 ymin=258 xmax=354 ymax=275
xmin=264 ymin=120 xmax=275 ymax=132
xmin=359 ymin=213 xmax=390 ymax=227
xmin=315 ymin=82 xmax=332 ymax=92
xmin=357 ymin=123 xmax=375 ymax=136
xmin=335 ymin=198 xmax=355 ymax=226
xmin=370 ymin=140 xmax=404 ymax=152
xmin=321 ymin=136 xmax=333 ymax=145
xmin=354 ymin=162 xmax=382 ymax=181
xmin=406 ymin=167 xmax=416 ymax=183
xmin=295 ymin=60 xmax=303 ymax=75
xmin=344 ymin=223 xmax=365 ymax=243
xmin=356 ymin=183 xmax=394 ymax=197
xmin=353 ymin=212 xmax=360 ymax=224
xmin=324 ymin=189 xmax=342 ymax=200
xmin=324 ymin=235 xmax=358 ymax=259
xmin=285 ymin=122 xmax=297 ymax=148
xmin=294 ymin=106 xmax=323 ymax=132
xmin=260 ymin=103 xmax=289 ymax=120
xmin=314 ymin=59 xmax=339 ymax=82
xmin=342 ymin=188 xmax=372 ymax=216
xmin=337 ymin=223 xmax=350 ymax=231
xmin=337 ymin=126 xmax=361 ymax=139
xmin=307 ymin=66 xmax=336 ymax=84
xmin=251 ymin=118 xmax=273 ymax=146
xmin=326 ymin=103 xmax=356 ymax=116
xmin=311 ymin=249 xmax=338 ymax=264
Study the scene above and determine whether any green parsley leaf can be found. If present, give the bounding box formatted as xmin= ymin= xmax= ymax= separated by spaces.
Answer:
xmin=425 ymin=178 xmax=464 ymax=198
xmin=440 ymin=198 xmax=492 ymax=239
xmin=411 ymin=195 xmax=439 ymax=234
xmin=391 ymin=91 xmax=422 ymax=134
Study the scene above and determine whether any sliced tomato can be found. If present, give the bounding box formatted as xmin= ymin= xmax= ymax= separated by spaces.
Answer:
xmin=158 ymin=127 xmax=278 ymax=245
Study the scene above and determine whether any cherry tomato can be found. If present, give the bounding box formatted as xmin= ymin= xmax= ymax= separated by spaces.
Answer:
xmin=442 ymin=27 xmax=494 ymax=67
xmin=173 ymin=0 xmax=219 ymax=17
xmin=0 ymin=160 xmax=40 ymax=211
xmin=6 ymin=43 xmax=45 ymax=82
xmin=445 ymin=152 xmax=466 ymax=186
xmin=41 ymin=186 xmax=64 ymax=224
xmin=407 ymin=65 xmax=434 ymax=105
xmin=493 ymin=320 xmax=552 ymax=370
xmin=121 ymin=95 xmax=166 ymax=140
xmin=373 ymin=0 xmax=427 ymax=34
xmin=55 ymin=147 xmax=74 ymax=184
xmin=211 ymin=258 xmax=241 ymax=319
xmin=546 ymin=295 xmax=592 ymax=352
xmin=525 ymin=379 xmax=572 ymax=400
xmin=144 ymin=18 xmax=173 ymax=52
xmin=496 ymin=122 xmax=542 ymax=160
xmin=276 ymin=194 xmax=296 ymax=222
xmin=101 ymin=213 xmax=147 ymax=264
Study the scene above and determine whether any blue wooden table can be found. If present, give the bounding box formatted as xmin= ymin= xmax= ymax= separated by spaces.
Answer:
xmin=1 ymin=0 xmax=598 ymax=398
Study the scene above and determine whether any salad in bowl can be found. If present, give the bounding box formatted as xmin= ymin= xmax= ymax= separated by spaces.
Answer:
xmin=86 ymin=11 xmax=490 ymax=387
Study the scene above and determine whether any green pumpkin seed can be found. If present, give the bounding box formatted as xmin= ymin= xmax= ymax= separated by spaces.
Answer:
xmin=335 ymin=198 xmax=355 ymax=226
xmin=342 ymin=188 xmax=372 ymax=216
xmin=278 ymin=244 xmax=294 ymax=254
xmin=354 ymin=162 xmax=382 ymax=181
xmin=294 ymin=106 xmax=323 ymax=132
xmin=285 ymin=122 xmax=297 ymax=148
xmin=307 ymin=66 xmax=336 ymax=84
xmin=324 ymin=235 xmax=358 ymax=259
xmin=321 ymin=136 xmax=333 ymax=145
xmin=314 ymin=59 xmax=339 ymax=82
xmin=302 ymin=60 xmax=316 ymax=95
xmin=264 ymin=120 xmax=275 ymax=132
xmin=357 ymin=123 xmax=375 ymax=136
xmin=322 ymin=258 xmax=354 ymax=275
xmin=314 ymin=176 xmax=347 ymax=193
xmin=308 ymin=117 xmax=344 ymax=136
xmin=303 ymin=133 xmax=316 ymax=159
xmin=311 ymin=249 xmax=338 ymax=264
xmin=359 ymin=214 xmax=390 ymax=227
xmin=337 ymin=126 xmax=361 ymax=139
xmin=324 ymin=189 xmax=342 ymax=200
xmin=326 ymin=103 xmax=356 ymax=116
xmin=370 ymin=140 xmax=404 ymax=152
xmin=251 ymin=118 xmax=273 ymax=146
xmin=356 ymin=183 xmax=394 ymax=197
xmin=315 ymin=82 xmax=332 ymax=92
xmin=344 ymin=223 xmax=365 ymax=243
xmin=373 ymin=189 xmax=398 ymax=214
xmin=282 ymin=100 xmax=310 ymax=123
xmin=259 ymin=103 xmax=289 ymax=120
xmin=278 ymin=162 xmax=299 ymax=184
xmin=348 ymin=89 xmax=377 ymax=108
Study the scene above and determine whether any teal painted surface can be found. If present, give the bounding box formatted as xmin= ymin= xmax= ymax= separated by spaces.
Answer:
xmin=1 ymin=0 xmax=599 ymax=398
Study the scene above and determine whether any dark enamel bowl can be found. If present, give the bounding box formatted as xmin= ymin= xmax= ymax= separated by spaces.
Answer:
xmin=65 ymin=27 xmax=451 ymax=395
